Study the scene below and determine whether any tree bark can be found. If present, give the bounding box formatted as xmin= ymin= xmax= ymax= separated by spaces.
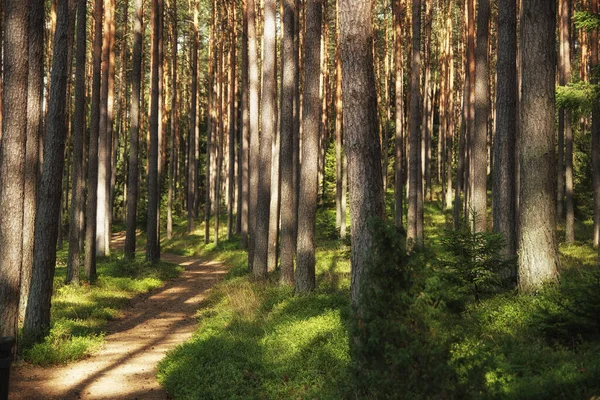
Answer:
xmin=24 ymin=0 xmax=76 ymax=341
xmin=518 ymin=0 xmax=560 ymax=291
xmin=167 ymin=0 xmax=177 ymax=240
xmin=67 ymin=0 xmax=87 ymax=283
xmin=240 ymin=0 xmax=250 ymax=248
xmin=339 ymin=0 xmax=385 ymax=308
xmin=228 ymin=2 xmax=237 ymax=241
xmin=187 ymin=1 xmax=198 ymax=233
xmin=493 ymin=0 xmax=517 ymax=260
xmin=253 ymin=0 xmax=277 ymax=277
xmin=407 ymin=0 xmax=422 ymax=248
xmin=592 ymin=0 xmax=600 ymax=248
xmin=125 ymin=0 xmax=143 ymax=259
xmin=0 ymin=0 xmax=29 ymax=341
xmin=146 ymin=0 xmax=161 ymax=263
xmin=393 ymin=0 xmax=404 ymax=229
xmin=472 ymin=0 xmax=490 ymax=232
xmin=295 ymin=0 xmax=323 ymax=292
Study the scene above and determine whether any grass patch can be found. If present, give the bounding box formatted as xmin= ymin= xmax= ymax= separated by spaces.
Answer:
xmin=22 ymin=250 xmax=182 ymax=366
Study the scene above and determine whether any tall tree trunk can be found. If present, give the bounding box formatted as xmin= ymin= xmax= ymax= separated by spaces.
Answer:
xmin=472 ymin=0 xmax=490 ymax=232
xmin=146 ymin=0 xmax=161 ymax=262
xmin=335 ymin=0 xmax=346 ymax=237
xmin=24 ymin=0 xmax=76 ymax=341
xmin=0 ymin=0 xmax=29 ymax=342
xmin=240 ymin=0 xmax=250 ymax=248
xmin=518 ymin=0 xmax=560 ymax=291
xmin=247 ymin=0 xmax=260 ymax=270
xmin=67 ymin=0 xmax=87 ymax=284
xmin=393 ymin=0 xmax=404 ymax=229
xmin=106 ymin=0 xmax=116 ymax=255
xmin=187 ymin=1 xmax=198 ymax=233
xmin=167 ymin=0 xmax=177 ymax=240
xmin=228 ymin=1 xmax=237 ymax=241
xmin=214 ymin=21 xmax=224 ymax=247
xmin=84 ymin=0 xmax=104 ymax=279
xmin=339 ymin=0 xmax=385 ymax=309
xmin=20 ymin=0 xmax=45 ymax=319
xmin=125 ymin=0 xmax=143 ymax=259
xmin=407 ymin=0 xmax=422 ymax=248
xmin=493 ymin=0 xmax=517 ymax=261
xmin=253 ymin=0 xmax=277 ymax=277
xmin=204 ymin=6 xmax=214 ymax=244
xmin=295 ymin=0 xmax=323 ymax=292
xmin=280 ymin=0 xmax=297 ymax=284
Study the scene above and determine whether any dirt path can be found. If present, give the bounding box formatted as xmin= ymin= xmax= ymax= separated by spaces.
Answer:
xmin=9 ymin=233 xmax=229 ymax=399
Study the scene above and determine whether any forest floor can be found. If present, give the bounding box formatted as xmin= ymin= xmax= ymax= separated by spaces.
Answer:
xmin=9 ymin=232 xmax=229 ymax=400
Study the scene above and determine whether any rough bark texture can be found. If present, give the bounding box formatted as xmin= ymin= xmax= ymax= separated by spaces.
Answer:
xmin=472 ymin=0 xmax=490 ymax=233
xmin=247 ymin=0 xmax=260 ymax=271
xmin=125 ymin=0 xmax=143 ymax=260
xmin=146 ymin=0 xmax=160 ymax=263
xmin=295 ymin=0 xmax=323 ymax=292
xmin=67 ymin=0 xmax=87 ymax=284
xmin=240 ymin=0 xmax=250 ymax=248
xmin=518 ymin=0 xmax=560 ymax=291
xmin=393 ymin=0 xmax=404 ymax=229
xmin=187 ymin=4 xmax=198 ymax=233
xmin=339 ymin=0 xmax=385 ymax=308
xmin=167 ymin=0 xmax=177 ymax=240
xmin=21 ymin=0 xmax=44 ymax=318
xmin=279 ymin=0 xmax=297 ymax=285
xmin=24 ymin=0 xmax=76 ymax=341
xmin=228 ymin=3 xmax=237 ymax=241
xmin=252 ymin=0 xmax=277 ymax=278
xmin=493 ymin=0 xmax=517 ymax=260
xmin=0 ymin=0 xmax=29 ymax=340
xmin=407 ymin=0 xmax=422 ymax=248
xmin=335 ymin=1 xmax=346 ymax=238
xmin=85 ymin=0 xmax=103 ymax=280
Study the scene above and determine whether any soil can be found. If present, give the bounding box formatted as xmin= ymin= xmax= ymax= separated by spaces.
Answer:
xmin=9 ymin=232 xmax=229 ymax=399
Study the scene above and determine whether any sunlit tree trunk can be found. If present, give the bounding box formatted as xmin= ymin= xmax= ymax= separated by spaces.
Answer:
xmin=167 ymin=0 xmax=178 ymax=240
xmin=248 ymin=0 xmax=260 ymax=270
xmin=393 ymin=0 xmax=404 ymax=229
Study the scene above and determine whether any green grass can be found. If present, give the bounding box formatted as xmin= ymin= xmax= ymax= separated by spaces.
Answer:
xmin=22 ymin=249 xmax=182 ymax=366
xmin=157 ymin=197 xmax=600 ymax=399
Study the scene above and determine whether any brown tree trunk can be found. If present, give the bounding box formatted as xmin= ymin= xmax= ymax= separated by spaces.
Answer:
xmin=67 ymin=0 xmax=87 ymax=283
xmin=253 ymin=0 xmax=277 ymax=277
xmin=493 ymin=0 xmax=517 ymax=261
xmin=240 ymin=0 xmax=250 ymax=248
xmin=280 ymin=0 xmax=297 ymax=285
xmin=393 ymin=0 xmax=404 ymax=229
xmin=187 ymin=1 xmax=198 ymax=233
xmin=125 ymin=0 xmax=143 ymax=259
xmin=167 ymin=0 xmax=178 ymax=240
xmin=407 ymin=0 xmax=422 ymax=248
xmin=84 ymin=0 xmax=104 ymax=279
xmin=24 ymin=0 xmax=76 ymax=341
xmin=295 ymin=0 xmax=323 ymax=292
xmin=339 ymin=0 xmax=385 ymax=308
xmin=228 ymin=1 xmax=237 ymax=241
xmin=472 ymin=0 xmax=490 ymax=232
xmin=146 ymin=0 xmax=161 ymax=262
xmin=518 ymin=0 xmax=560 ymax=290
xmin=335 ymin=0 xmax=346 ymax=238
xmin=248 ymin=0 xmax=260 ymax=271
xmin=0 ymin=0 xmax=29 ymax=342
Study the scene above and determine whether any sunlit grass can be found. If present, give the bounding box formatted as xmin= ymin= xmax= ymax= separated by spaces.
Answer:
xmin=22 ymin=249 xmax=182 ymax=366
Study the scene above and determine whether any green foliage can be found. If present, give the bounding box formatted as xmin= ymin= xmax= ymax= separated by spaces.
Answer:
xmin=574 ymin=11 xmax=600 ymax=32
xmin=21 ymin=253 xmax=182 ymax=365
xmin=556 ymin=82 xmax=599 ymax=113
xmin=439 ymin=223 xmax=513 ymax=303
xmin=351 ymin=220 xmax=452 ymax=399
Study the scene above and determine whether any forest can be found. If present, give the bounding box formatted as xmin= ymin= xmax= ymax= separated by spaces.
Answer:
xmin=1 ymin=0 xmax=600 ymax=398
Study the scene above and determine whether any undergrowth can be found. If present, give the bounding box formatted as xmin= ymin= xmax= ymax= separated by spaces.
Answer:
xmin=22 ymin=249 xmax=181 ymax=366
xmin=157 ymin=203 xmax=600 ymax=399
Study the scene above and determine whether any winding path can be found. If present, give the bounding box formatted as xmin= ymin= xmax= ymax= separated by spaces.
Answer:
xmin=9 ymin=233 xmax=228 ymax=399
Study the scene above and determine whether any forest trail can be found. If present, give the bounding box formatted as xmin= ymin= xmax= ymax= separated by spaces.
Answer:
xmin=9 ymin=232 xmax=229 ymax=399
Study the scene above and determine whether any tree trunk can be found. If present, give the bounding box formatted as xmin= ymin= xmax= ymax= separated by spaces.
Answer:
xmin=248 ymin=0 xmax=260 ymax=271
xmin=393 ymin=0 xmax=404 ymax=229
xmin=0 ymin=0 xmax=29 ymax=342
xmin=335 ymin=0 xmax=345 ymax=237
xmin=592 ymin=0 xmax=600 ymax=248
xmin=252 ymin=0 xmax=277 ymax=277
xmin=339 ymin=0 xmax=385 ymax=308
xmin=518 ymin=0 xmax=560 ymax=291
xmin=280 ymin=0 xmax=297 ymax=284
xmin=125 ymin=0 xmax=143 ymax=259
xmin=20 ymin=0 xmax=45 ymax=319
xmin=146 ymin=0 xmax=161 ymax=263
xmin=407 ymin=0 xmax=422 ymax=248
xmin=67 ymin=0 xmax=87 ymax=283
xmin=472 ymin=0 xmax=490 ymax=232
xmin=187 ymin=1 xmax=198 ymax=233
xmin=84 ymin=0 xmax=104 ymax=279
xmin=228 ymin=2 xmax=237 ymax=241
xmin=24 ymin=0 xmax=76 ymax=341
xmin=167 ymin=0 xmax=177 ymax=240
xmin=493 ymin=0 xmax=517 ymax=261
xmin=295 ymin=0 xmax=323 ymax=292
xmin=240 ymin=0 xmax=250 ymax=248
